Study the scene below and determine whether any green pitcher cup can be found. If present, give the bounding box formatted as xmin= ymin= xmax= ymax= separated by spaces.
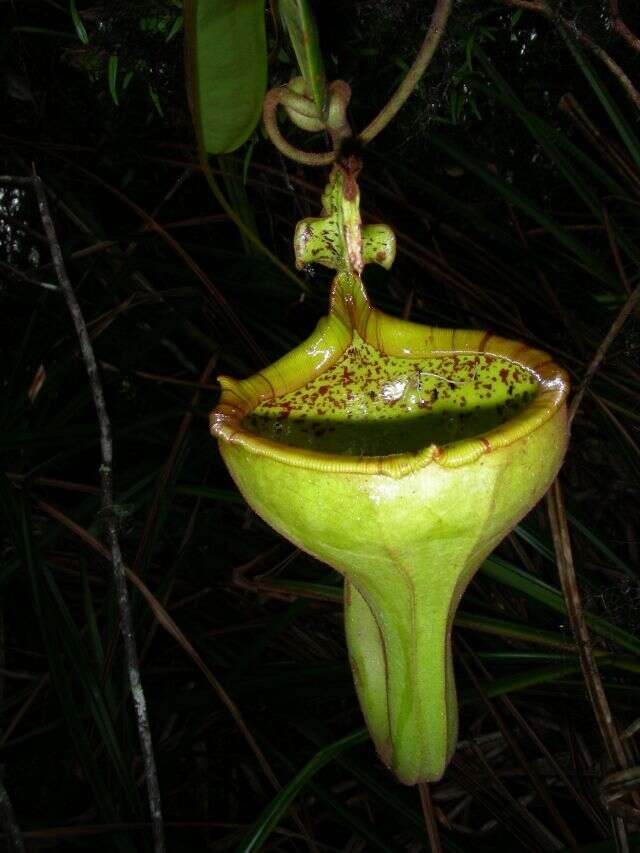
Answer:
xmin=211 ymin=163 xmax=569 ymax=784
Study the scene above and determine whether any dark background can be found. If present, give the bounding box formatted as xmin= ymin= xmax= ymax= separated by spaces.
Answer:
xmin=1 ymin=1 xmax=640 ymax=850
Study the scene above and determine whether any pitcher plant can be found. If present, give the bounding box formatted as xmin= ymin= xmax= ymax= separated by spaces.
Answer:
xmin=210 ymin=158 xmax=569 ymax=785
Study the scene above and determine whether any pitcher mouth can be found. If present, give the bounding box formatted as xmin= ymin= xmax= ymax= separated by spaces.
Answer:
xmin=210 ymin=293 xmax=569 ymax=479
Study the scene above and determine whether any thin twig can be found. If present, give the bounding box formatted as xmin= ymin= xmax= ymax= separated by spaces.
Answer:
xmin=0 ymin=260 xmax=59 ymax=291
xmin=504 ymin=0 xmax=640 ymax=109
xmin=602 ymin=205 xmax=632 ymax=294
xmin=547 ymin=480 xmax=625 ymax=763
xmin=559 ymin=94 xmax=640 ymax=196
xmin=458 ymin=641 xmax=581 ymax=850
xmin=418 ymin=783 xmax=443 ymax=853
xmin=261 ymin=0 xmax=452 ymax=163
xmin=5 ymin=154 xmax=266 ymax=365
xmin=569 ymin=280 xmax=640 ymax=423
xmin=132 ymin=352 xmax=217 ymax=576
xmin=547 ymin=479 xmax=640 ymax=823
xmin=0 ymin=774 xmax=25 ymax=853
xmin=0 ymin=176 xmax=33 ymax=186
xmin=34 ymin=497 xmax=319 ymax=853
xmin=0 ymin=173 xmax=166 ymax=853
xmin=0 ymin=676 xmax=48 ymax=749
xmin=609 ymin=0 xmax=640 ymax=53
xmin=590 ymin=391 xmax=640 ymax=459
xmin=359 ymin=0 xmax=454 ymax=144
xmin=495 ymin=688 xmax=607 ymax=835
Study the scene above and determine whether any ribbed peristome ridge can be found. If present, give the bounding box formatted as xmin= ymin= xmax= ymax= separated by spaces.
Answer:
xmin=210 ymin=270 xmax=569 ymax=478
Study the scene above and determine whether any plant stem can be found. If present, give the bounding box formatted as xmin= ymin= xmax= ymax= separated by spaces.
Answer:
xmin=262 ymin=82 xmax=350 ymax=167
xmin=609 ymin=0 xmax=640 ymax=54
xmin=0 ymin=173 xmax=166 ymax=853
xmin=358 ymin=0 xmax=454 ymax=145
xmin=418 ymin=782 xmax=443 ymax=853
xmin=262 ymin=87 xmax=337 ymax=166
xmin=263 ymin=0 xmax=453 ymax=164
xmin=547 ymin=481 xmax=638 ymax=785
xmin=198 ymin=147 xmax=309 ymax=287
xmin=0 ymin=773 xmax=24 ymax=853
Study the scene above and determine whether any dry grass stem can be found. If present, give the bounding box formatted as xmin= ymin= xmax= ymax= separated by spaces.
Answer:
xmin=504 ymin=0 xmax=640 ymax=109
xmin=570 ymin=281 xmax=640 ymax=423
xmin=547 ymin=480 xmax=640 ymax=828
xmin=418 ymin=782 xmax=443 ymax=853
xmin=609 ymin=0 xmax=640 ymax=53
xmin=0 ymin=775 xmax=25 ymax=853
xmin=0 ymin=173 xmax=166 ymax=853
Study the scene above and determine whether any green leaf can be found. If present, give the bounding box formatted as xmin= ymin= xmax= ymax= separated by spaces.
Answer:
xmin=454 ymin=611 xmax=577 ymax=650
xmin=561 ymin=32 xmax=640 ymax=173
xmin=0 ymin=478 xmax=137 ymax=852
xmin=294 ymin=721 xmax=475 ymax=851
xmin=69 ymin=0 xmax=89 ymax=44
xmin=474 ymin=50 xmax=624 ymax=208
xmin=254 ymin=575 xmax=584 ymax=650
xmin=242 ymin=134 xmax=258 ymax=185
xmin=108 ymin=53 xmax=119 ymax=106
xmin=11 ymin=26 xmax=76 ymax=39
xmin=568 ymin=511 xmax=636 ymax=577
xmin=461 ymin=659 xmax=597 ymax=701
xmin=184 ymin=0 xmax=267 ymax=154
xmin=165 ymin=13 xmax=184 ymax=42
xmin=482 ymin=556 xmax=640 ymax=657
xmin=40 ymin=564 xmax=141 ymax=813
xmin=218 ymin=153 xmax=260 ymax=255
xmin=427 ymin=130 xmax=616 ymax=289
xmin=279 ymin=0 xmax=327 ymax=120
xmin=148 ymin=83 xmax=164 ymax=117
xmin=235 ymin=729 xmax=368 ymax=853
xmin=473 ymin=50 xmax=640 ymax=270
xmin=264 ymin=736 xmax=397 ymax=853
